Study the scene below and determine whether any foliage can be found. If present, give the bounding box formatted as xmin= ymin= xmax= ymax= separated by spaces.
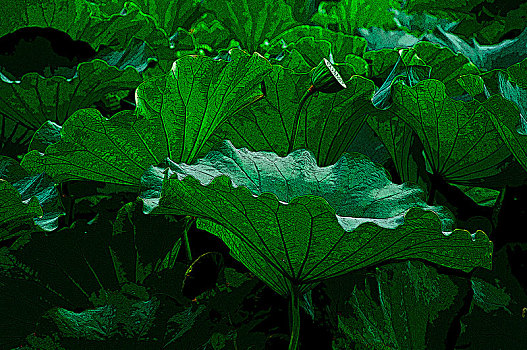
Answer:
xmin=1 ymin=0 xmax=526 ymax=349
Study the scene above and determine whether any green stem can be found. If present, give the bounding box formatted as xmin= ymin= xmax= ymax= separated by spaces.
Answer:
xmin=492 ymin=186 xmax=507 ymax=227
xmin=427 ymin=181 xmax=436 ymax=206
xmin=60 ymin=183 xmax=75 ymax=227
xmin=287 ymin=86 xmax=315 ymax=155
xmin=183 ymin=216 xmax=194 ymax=261
xmin=288 ymin=284 xmax=301 ymax=350
xmin=427 ymin=172 xmax=438 ymax=206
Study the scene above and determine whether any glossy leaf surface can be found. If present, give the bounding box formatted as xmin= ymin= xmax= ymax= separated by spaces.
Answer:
xmin=140 ymin=140 xmax=492 ymax=297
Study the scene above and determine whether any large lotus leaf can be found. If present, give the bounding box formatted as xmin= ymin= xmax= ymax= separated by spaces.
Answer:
xmin=311 ymin=0 xmax=400 ymax=35
xmin=0 ymin=1 xmax=167 ymax=52
xmin=0 ymin=59 xmax=141 ymax=157
xmin=140 ymin=140 xmax=492 ymax=297
xmin=200 ymin=64 xmax=376 ymax=167
xmin=21 ymin=49 xmax=272 ymax=186
xmin=389 ymin=79 xmax=515 ymax=186
xmin=201 ymin=0 xmax=299 ymax=54
xmin=263 ymin=25 xmax=367 ymax=65
xmin=336 ymin=260 xmax=458 ymax=349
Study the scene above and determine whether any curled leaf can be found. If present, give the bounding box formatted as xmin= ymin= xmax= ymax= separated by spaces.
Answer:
xmin=140 ymin=140 xmax=492 ymax=297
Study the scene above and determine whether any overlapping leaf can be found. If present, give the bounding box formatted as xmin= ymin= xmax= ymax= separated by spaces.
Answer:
xmin=202 ymin=64 xmax=376 ymax=167
xmin=202 ymin=0 xmax=299 ymax=54
xmin=389 ymin=79 xmax=515 ymax=185
xmin=143 ymin=14 xmax=239 ymax=77
xmin=0 ymin=59 xmax=141 ymax=157
xmin=1 ymin=157 xmax=63 ymax=233
xmin=89 ymin=0 xmax=204 ymax=39
xmin=457 ymin=59 xmax=527 ymax=174
xmin=405 ymin=0 xmax=527 ymax=47
xmin=337 ymin=260 xmax=458 ymax=349
xmin=263 ymin=25 xmax=367 ymax=66
xmin=427 ymin=25 xmax=527 ymax=71
xmin=111 ymin=199 xmax=184 ymax=285
xmin=0 ymin=180 xmax=42 ymax=242
xmin=27 ymin=121 xmax=63 ymax=153
xmin=140 ymin=140 xmax=492 ymax=297
xmin=457 ymin=243 xmax=527 ymax=348
xmin=171 ymin=13 xmax=234 ymax=55
xmin=486 ymin=94 xmax=527 ymax=174
xmin=264 ymin=37 xmax=368 ymax=78
xmin=44 ymin=293 xmax=159 ymax=341
xmin=93 ymin=37 xmax=159 ymax=75
xmin=312 ymin=0 xmax=401 ymax=35
xmin=20 ymin=283 xmax=186 ymax=348
xmin=162 ymin=268 xmax=268 ymax=349
xmin=367 ymin=112 xmax=429 ymax=189
xmin=358 ymin=27 xmax=421 ymax=52
xmin=0 ymin=1 xmax=167 ymax=52
xmin=21 ymin=49 xmax=272 ymax=186
xmin=364 ymin=41 xmax=480 ymax=100
xmin=0 ymin=218 xmax=117 ymax=347
xmin=370 ymin=47 xmax=432 ymax=110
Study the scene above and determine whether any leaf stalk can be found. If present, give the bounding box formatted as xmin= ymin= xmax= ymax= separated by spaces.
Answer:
xmin=288 ymin=86 xmax=315 ymax=155
xmin=183 ymin=216 xmax=194 ymax=261
xmin=288 ymin=283 xmax=301 ymax=350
